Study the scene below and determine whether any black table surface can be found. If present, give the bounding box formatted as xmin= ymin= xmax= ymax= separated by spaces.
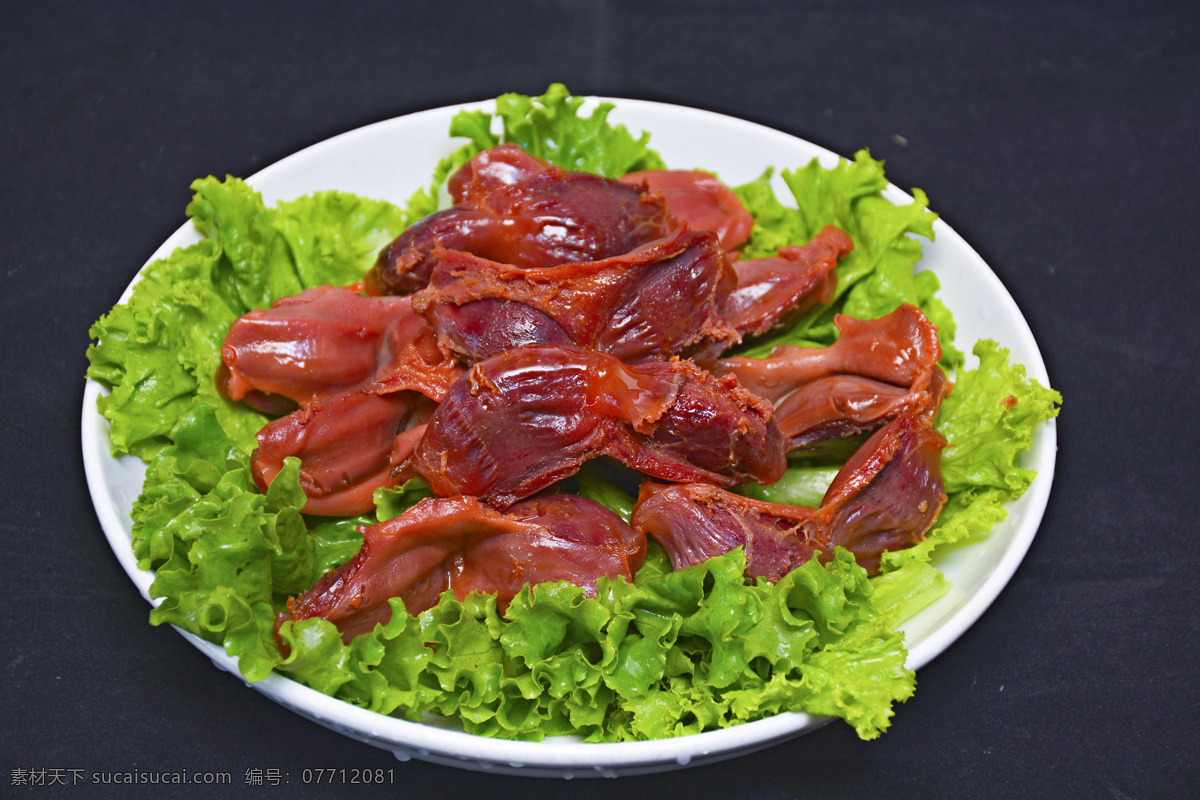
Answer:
xmin=4 ymin=2 xmax=1197 ymax=797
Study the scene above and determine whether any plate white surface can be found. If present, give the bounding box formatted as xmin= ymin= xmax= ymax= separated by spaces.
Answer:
xmin=81 ymin=97 xmax=1057 ymax=778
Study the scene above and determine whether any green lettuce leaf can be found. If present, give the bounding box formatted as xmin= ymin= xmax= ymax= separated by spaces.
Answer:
xmin=448 ymin=82 xmax=666 ymax=178
xmin=492 ymin=83 xmax=666 ymax=177
xmin=735 ymin=463 xmax=840 ymax=508
xmin=86 ymin=240 xmax=259 ymax=460
xmin=938 ymin=340 xmax=1062 ymax=495
xmin=403 ymin=83 xmax=669 ymax=222
xmin=89 ymin=181 xmax=411 ymax=676
xmin=881 ymin=340 xmax=1061 ymax=571
xmin=732 ymin=151 xmax=960 ymax=369
xmin=186 ymin=177 xmax=410 ymax=314
xmin=576 ymin=467 xmax=637 ymax=523
xmin=135 ymin=451 xmax=311 ymax=682
xmin=372 ymin=478 xmax=435 ymax=522
xmin=87 ymin=180 xmax=410 ymax=460
xmin=272 ymin=191 xmax=412 ymax=288
xmin=273 ymin=548 xmax=912 ymax=741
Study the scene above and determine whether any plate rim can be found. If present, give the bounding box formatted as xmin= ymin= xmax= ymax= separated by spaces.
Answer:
xmin=81 ymin=94 xmax=1057 ymax=776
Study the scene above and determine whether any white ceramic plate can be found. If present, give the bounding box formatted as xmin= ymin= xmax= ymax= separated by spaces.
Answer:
xmin=82 ymin=97 xmax=1057 ymax=778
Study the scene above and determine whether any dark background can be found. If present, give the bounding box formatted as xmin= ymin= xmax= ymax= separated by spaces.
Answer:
xmin=3 ymin=1 xmax=1197 ymax=797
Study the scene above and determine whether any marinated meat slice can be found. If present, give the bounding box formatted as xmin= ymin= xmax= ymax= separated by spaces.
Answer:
xmin=704 ymin=303 xmax=947 ymax=449
xmin=216 ymin=285 xmax=462 ymax=411
xmin=610 ymin=366 xmax=785 ymax=485
xmin=368 ymin=317 xmax=466 ymax=403
xmin=413 ymin=296 xmax=575 ymax=362
xmin=620 ymin=169 xmax=754 ymax=251
xmin=280 ymin=494 xmax=647 ymax=641
xmin=217 ymin=286 xmax=415 ymax=410
xmin=447 ymin=143 xmax=550 ymax=208
xmin=413 ymin=345 xmax=787 ymax=509
xmin=723 ymin=226 xmax=851 ymax=337
xmin=221 ymin=285 xmax=467 ymax=516
xmin=411 ymin=228 xmax=739 ymax=363
xmin=633 ymin=482 xmax=816 ymax=582
xmin=710 ymin=304 xmax=941 ymax=403
xmin=631 ymin=411 xmax=948 ymax=577
xmin=365 ymin=159 xmax=676 ymax=295
xmin=364 ymin=208 xmax=507 ymax=295
xmin=251 ymin=389 xmax=434 ymax=517
xmin=762 ymin=369 xmax=949 ymax=449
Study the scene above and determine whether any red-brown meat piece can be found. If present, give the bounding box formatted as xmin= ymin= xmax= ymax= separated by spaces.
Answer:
xmin=216 ymin=286 xmax=415 ymax=412
xmin=365 ymin=151 xmax=676 ymax=295
xmin=279 ymin=494 xmax=647 ymax=642
xmin=620 ymin=169 xmax=754 ymax=251
xmin=411 ymin=228 xmax=739 ymax=363
xmin=413 ymin=345 xmax=787 ymax=509
xmin=218 ymin=286 xmax=465 ymax=517
xmin=631 ymin=411 xmax=948 ymax=577
xmin=446 ymin=142 xmax=550 ymax=207
xmin=251 ymin=389 xmax=434 ymax=517
xmin=723 ymin=226 xmax=852 ymax=338
xmin=216 ymin=285 xmax=463 ymax=412
xmin=703 ymin=303 xmax=948 ymax=449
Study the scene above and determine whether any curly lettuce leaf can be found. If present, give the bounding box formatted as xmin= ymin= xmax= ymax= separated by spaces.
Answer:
xmin=89 ymin=182 xmax=411 ymax=676
xmin=272 ymin=191 xmax=412 ymax=288
xmin=186 ymin=177 xmax=410 ymax=315
xmin=938 ymin=340 xmax=1062 ymax=495
xmin=86 ymin=240 xmax=261 ymax=460
xmin=735 ymin=463 xmax=840 ymax=508
xmin=493 ymin=83 xmax=666 ymax=177
xmin=275 ymin=548 xmax=912 ymax=742
xmin=373 ymin=478 xmax=435 ymax=523
xmin=575 ymin=466 xmax=637 ymax=523
xmin=454 ymin=82 xmax=666 ymax=178
xmin=87 ymin=180 xmax=410 ymax=461
xmin=404 ymin=83 xmax=668 ymax=222
xmin=134 ymin=451 xmax=311 ymax=682
xmin=881 ymin=340 xmax=1061 ymax=572
xmin=278 ymin=601 xmax=432 ymax=716
xmin=732 ymin=151 xmax=960 ymax=368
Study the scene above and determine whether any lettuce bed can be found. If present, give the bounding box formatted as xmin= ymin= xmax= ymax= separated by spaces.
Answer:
xmin=86 ymin=85 xmax=1060 ymax=742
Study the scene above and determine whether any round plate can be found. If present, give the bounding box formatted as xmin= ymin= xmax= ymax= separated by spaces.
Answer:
xmin=81 ymin=97 xmax=1057 ymax=778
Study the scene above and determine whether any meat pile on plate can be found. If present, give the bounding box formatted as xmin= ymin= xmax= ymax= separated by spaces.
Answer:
xmin=216 ymin=144 xmax=950 ymax=642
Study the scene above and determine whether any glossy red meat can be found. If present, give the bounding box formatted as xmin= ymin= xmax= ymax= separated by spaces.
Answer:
xmin=217 ymin=286 xmax=414 ymax=410
xmin=723 ymin=226 xmax=851 ymax=338
xmin=280 ymin=494 xmax=646 ymax=641
xmin=251 ymin=389 xmax=434 ymax=516
xmin=411 ymin=228 xmax=739 ymax=363
xmin=216 ymin=285 xmax=462 ymax=412
xmin=413 ymin=345 xmax=787 ymax=509
xmin=365 ymin=154 xmax=676 ymax=295
xmin=446 ymin=143 xmax=550 ymax=207
xmin=631 ymin=411 xmax=948 ymax=577
xmin=620 ymin=169 xmax=753 ymax=251
xmin=217 ymin=284 xmax=468 ymax=516
xmin=704 ymin=303 xmax=948 ymax=449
